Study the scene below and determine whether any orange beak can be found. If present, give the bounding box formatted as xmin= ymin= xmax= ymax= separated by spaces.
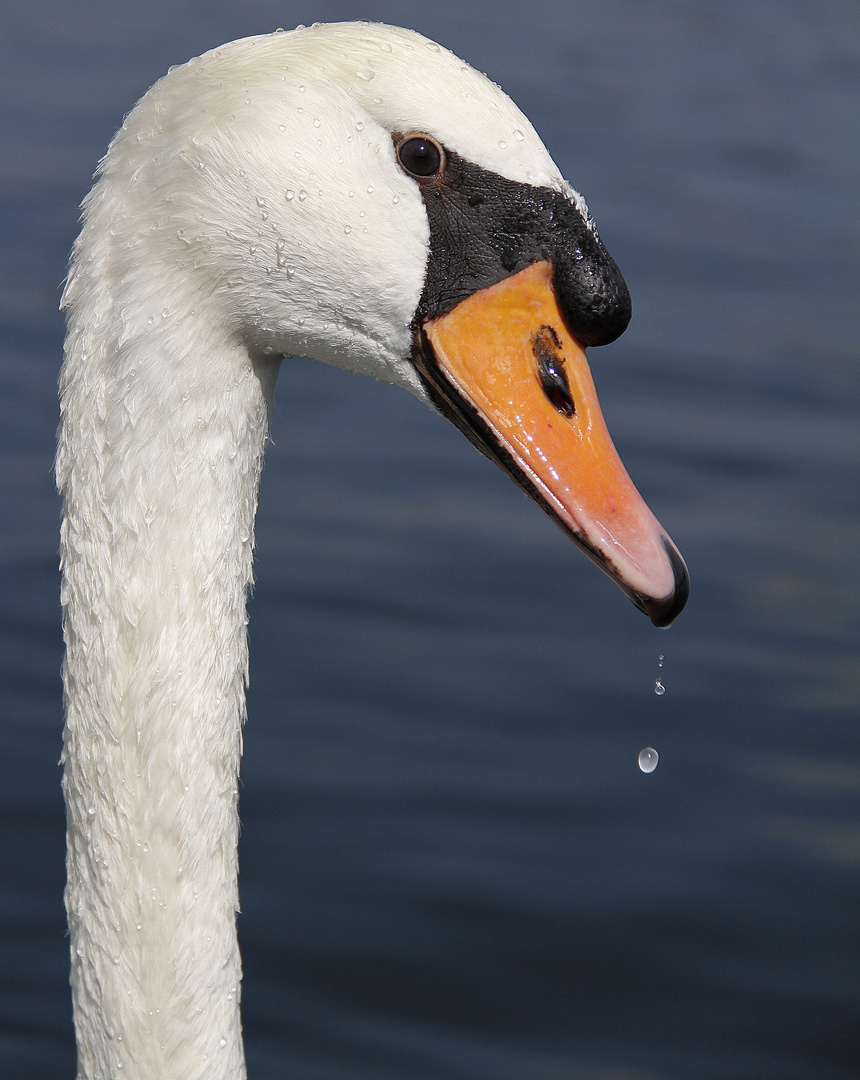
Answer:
xmin=418 ymin=261 xmax=688 ymax=626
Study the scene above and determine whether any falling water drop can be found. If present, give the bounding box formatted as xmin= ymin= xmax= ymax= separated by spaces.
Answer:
xmin=654 ymin=653 xmax=666 ymax=695
xmin=638 ymin=747 xmax=659 ymax=773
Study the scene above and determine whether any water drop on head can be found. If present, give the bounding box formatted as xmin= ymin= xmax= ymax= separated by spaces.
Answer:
xmin=638 ymin=747 xmax=659 ymax=773
xmin=392 ymin=194 xmax=400 ymax=204
xmin=298 ymin=190 xmax=308 ymax=201
xmin=498 ymin=140 xmax=507 ymax=149
xmin=514 ymin=128 xmax=525 ymax=141
xmin=356 ymin=69 xmax=375 ymax=81
xmin=344 ymin=225 xmax=351 ymax=234
xmin=425 ymin=41 xmax=441 ymax=52
xmin=381 ymin=42 xmax=392 ymax=53
xmin=285 ymin=189 xmax=295 ymax=201
xmin=355 ymin=121 xmax=364 ymax=131
xmin=313 ymin=118 xmax=321 ymax=128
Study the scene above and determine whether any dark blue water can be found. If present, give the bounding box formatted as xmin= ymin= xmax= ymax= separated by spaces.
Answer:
xmin=2 ymin=2 xmax=859 ymax=1077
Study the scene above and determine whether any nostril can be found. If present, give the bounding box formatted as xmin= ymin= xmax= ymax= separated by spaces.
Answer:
xmin=532 ymin=324 xmax=576 ymax=418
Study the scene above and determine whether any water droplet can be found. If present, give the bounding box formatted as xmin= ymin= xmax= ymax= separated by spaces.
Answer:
xmin=298 ymin=84 xmax=306 ymax=92
xmin=256 ymin=196 xmax=266 ymax=208
xmin=219 ymin=1038 xmax=227 ymax=1048
xmin=298 ymin=190 xmax=308 ymax=201
xmin=285 ymin=189 xmax=295 ymax=201
xmin=654 ymin=653 xmax=666 ymax=694
xmin=356 ymin=69 xmax=375 ymax=81
xmin=498 ymin=140 xmax=508 ymax=149
xmin=278 ymin=124 xmax=285 ymax=132
xmin=514 ymin=129 xmax=525 ymax=141
xmin=344 ymin=225 xmax=351 ymax=234
xmin=366 ymin=185 xmax=373 ymax=193
xmin=161 ymin=309 xmax=169 ymax=319
xmin=425 ymin=41 xmax=441 ymax=52
xmin=312 ymin=118 xmax=321 ymax=128
xmin=87 ymin=806 xmax=95 ymax=816
xmin=355 ymin=121 xmax=364 ymax=132
xmin=276 ymin=251 xmax=288 ymax=267
xmin=638 ymin=747 xmax=659 ymax=773
xmin=392 ymin=195 xmax=400 ymax=204
xmin=381 ymin=42 xmax=392 ymax=53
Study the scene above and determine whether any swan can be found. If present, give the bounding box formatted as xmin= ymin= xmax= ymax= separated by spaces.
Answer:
xmin=56 ymin=22 xmax=689 ymax=1079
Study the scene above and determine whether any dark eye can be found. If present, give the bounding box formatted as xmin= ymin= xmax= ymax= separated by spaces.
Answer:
xmin=397 ymin=135 xmax=445 ymax=179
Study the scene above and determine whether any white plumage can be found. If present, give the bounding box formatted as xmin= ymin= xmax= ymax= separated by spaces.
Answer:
xmin=58 ymin=22 xmax=670 ymax=1080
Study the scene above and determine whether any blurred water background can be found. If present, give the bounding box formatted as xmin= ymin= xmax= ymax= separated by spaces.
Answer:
xmin=2 ymin=1 xmax=858 ymax=1077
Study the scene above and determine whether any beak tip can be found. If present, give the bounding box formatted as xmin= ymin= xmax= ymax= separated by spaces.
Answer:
xmin=636 ymin=537 xmax=690 ymax=628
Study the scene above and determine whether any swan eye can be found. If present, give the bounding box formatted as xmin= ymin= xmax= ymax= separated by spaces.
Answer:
xmin=396 ymin=135 xmax=445 ymax=179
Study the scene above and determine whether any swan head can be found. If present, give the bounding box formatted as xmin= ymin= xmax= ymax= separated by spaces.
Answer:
xmin=86 ymin=21 xmax=687 ymax=625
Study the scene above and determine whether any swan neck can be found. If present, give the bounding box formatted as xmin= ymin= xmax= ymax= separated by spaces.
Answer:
xmin=58 ymin=260 xmax=275 ymax=1076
